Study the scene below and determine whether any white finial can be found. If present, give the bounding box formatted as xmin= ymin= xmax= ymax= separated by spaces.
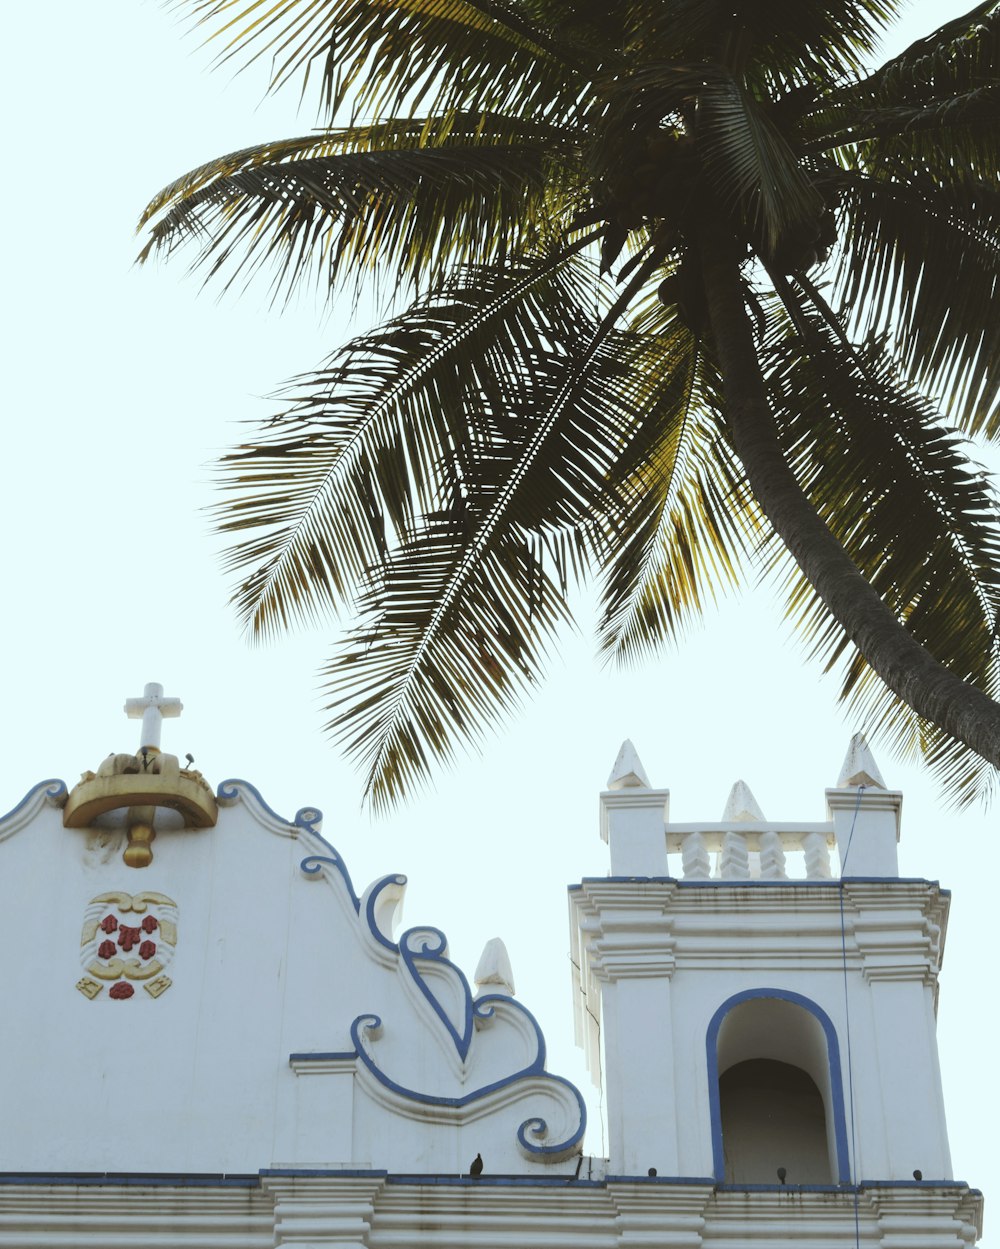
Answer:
xmin=124 ymin=682 xmax=183 ymax=751
xmin=474 ymin=937 xmax=515 ymax=997
xmin=607 ymin=739 xmax=651 ymax=790
xmin=721 ymin=780 xmax=766 ymax=822
xmin=838 ymin=732 xmax=886 ymax=789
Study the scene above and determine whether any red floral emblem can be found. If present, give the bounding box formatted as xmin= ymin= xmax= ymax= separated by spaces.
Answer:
xmin=79 ymin=893 xmax=178 ymax=1002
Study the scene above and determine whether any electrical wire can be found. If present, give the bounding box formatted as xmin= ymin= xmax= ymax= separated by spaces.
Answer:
xmin=838 ymin=784 xmax=865 ymax=1249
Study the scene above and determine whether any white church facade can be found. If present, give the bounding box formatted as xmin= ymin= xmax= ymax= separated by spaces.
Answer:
xmin=0 ymin=684 xmax=983 ymax=1246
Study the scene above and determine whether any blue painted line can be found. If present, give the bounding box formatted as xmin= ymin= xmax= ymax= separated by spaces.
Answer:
xmin=350 ymin=1013 xmax=585 ymax=1157
xmin=0 ymin=779 xmax=68 ymax=826
xmin=399 ymin=927 xmax=475 ymax=1059
xmin=216 ymin=778 xmax=297 ymax=827
xmin=387 ymin=1174 xmax=607 ymax=1187
xmin=606 ymin=1175 xmax=717 ymax=1185
xmin=260 ymin=1168 xmax=389 ymax=1178
xmin=0 ymin=1172 xmax=259 ymax=1187
xmin=289 ymin=1051 xmax=358 ymax=1063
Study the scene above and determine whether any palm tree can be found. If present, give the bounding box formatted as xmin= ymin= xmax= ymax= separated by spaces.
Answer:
xmin=141 ymin=0 xmax=1000 ymax=810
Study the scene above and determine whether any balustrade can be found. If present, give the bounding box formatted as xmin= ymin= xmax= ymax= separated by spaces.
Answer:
xmin=669 ymin=822 xmax=835 ymax=881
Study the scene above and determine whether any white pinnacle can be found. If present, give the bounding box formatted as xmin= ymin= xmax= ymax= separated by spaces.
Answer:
xmin=607 ymin=739 xmax=651 ymax=790
xmin=474 ymin=937 xmax=515 ymax=997
xmin=124 ymin=682 xmax=183 ymax=751
xmin=721 ymin=780 xmax=766 ymax=822
xmin=838 ymin=732 xmax=886 ymax=789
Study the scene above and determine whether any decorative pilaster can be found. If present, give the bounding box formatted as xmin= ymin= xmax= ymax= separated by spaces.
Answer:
xmin=262 ymin=1173 xmax=386 ymax=1249
xmin=845 ymin=882 xmax=953 ymax=1180
xmin=866 ymin=1183 xmax=983 ymax=1249
xmin=608 ymin=1181 xmax=711 ymax=1249
xmin=828 ymin=787 xmax=902 ymax=878
xmin=571 ymin=881 xmax=680 ymax=1174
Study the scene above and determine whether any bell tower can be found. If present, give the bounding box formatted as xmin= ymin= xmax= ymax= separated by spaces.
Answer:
xmin=569 ymin=736 xmax=982 ymax=1243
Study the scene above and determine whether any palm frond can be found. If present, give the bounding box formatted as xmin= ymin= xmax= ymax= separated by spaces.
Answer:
xmin=175 ymin=0 xmax=583 ymax=124
xmin=814 ymin=7 xmax=1000 ymax=178
xmin=612 ymin=0 xmax=894 ymax=76
xmin=855 ymin=2 xmax=1000 ymax=105
xmin=214 ymin=243 xmax=602 ymax=637
xmin=834 ymin=658 xmax=999 ymax=809
xmin=763 ymin=309 xmax=1000 ymax=803
xmin=814 ymin=85 xmax=1000 ymax=172
xmin=596 ymin=301 xmax=752 ymax=660
xmin=327 ymin=524 xmax=573 ymax=812
xmin=145 ymin=0 xmax=1000 ymax=808
xmin=832 ymin=167 xmax=1000 ymax=435
xmin=139 ymin=118 xmax=577 ymax=300
xmin=697 ymin=80 xmax=824 ymax=251
xmin=323 ymin=260 xmax=659 ymax=807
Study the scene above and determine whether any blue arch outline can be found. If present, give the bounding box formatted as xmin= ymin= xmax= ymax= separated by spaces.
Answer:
xmin=705 ymin=988 xmax=851 ymax=1184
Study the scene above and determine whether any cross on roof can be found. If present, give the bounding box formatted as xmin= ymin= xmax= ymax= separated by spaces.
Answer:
xmin=124 ymin=682 xmax=183 ymax=751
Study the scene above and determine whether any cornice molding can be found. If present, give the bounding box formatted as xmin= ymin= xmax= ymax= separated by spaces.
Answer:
xmin=0 ymin=779 xmax=67 ymax=843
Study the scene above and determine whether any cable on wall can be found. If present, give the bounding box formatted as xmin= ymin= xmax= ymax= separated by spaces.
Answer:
xmin=838 ymin=784 xmax=865 ymax=1249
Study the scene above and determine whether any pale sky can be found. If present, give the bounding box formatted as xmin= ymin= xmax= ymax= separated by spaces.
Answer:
xmin=2 ymin=0 xmax=996 ymax=1199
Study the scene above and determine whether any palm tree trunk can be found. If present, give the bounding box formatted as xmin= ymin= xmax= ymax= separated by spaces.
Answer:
xmin=697 ymin=214 xmax=1000 ymax=771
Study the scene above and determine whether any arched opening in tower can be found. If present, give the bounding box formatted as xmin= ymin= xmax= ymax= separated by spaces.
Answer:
xmin=719 ymin=1057 xmax=830 ymax=1184
xmin=711 ymin=994 xmax=846 ymax=1185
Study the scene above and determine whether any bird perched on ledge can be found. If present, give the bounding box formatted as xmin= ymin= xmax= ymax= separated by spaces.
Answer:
xmin=469 ymin=1153 xmax=483 ymax=1178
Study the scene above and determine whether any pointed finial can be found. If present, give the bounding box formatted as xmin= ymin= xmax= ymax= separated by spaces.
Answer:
xmin=607 ymin=739 xmax=651 ymax=790
xmin=721 ymin=780 xmax=766 ymax=822
xmin=838 ymin=732 xmax=886 ymax=789
xmin=474 ymin=937 xmax=515 ymax=996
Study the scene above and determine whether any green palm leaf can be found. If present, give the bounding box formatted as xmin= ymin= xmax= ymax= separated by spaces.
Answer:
xmin=147 ymin=0 xmax=1000 ymax=806
xmin=139 ymin=118 xmax=577 ymax=299
xmin=854 ymin=2 xmax=1000 ymax=105
xmin=764 ymin=311 xmax=1000 ymax=803
xmin=325 ymin=264 xmax=658 ymax=806
xmin=833 ymin=167 xmax=1000 ymax=435
xmin=595 ymin=302 xmax=752 ymax=660
xmin=216 ymin=243 xmax=601 ymax=636
xmin=178 ymin=0 xmax=580 ymax=122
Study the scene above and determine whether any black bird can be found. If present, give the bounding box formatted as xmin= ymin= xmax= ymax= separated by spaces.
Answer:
xmin=647 ymin=1167 xmax=657 ymax=1177
xmin=777 ymin=1167 xmax=787 ymax=1184
xmin=913 ymin=1169 xmax=923 ymax=1182
xmin=469 ymin=1153 xmax=483 ymax=1178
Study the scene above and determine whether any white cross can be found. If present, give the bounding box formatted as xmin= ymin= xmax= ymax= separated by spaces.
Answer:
xmin=124 ymin=682 xmax=183 ymax=751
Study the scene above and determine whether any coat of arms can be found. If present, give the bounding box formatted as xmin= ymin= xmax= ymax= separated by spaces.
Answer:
xmin=76 ymin=891 xmax=178 ymax=1000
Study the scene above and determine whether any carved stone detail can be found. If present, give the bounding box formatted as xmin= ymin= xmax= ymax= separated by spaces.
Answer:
xmin=719 ymin=831 xmax=750 ymax=879
xmin=758 ymin=829 xmax=787 ymax=880
xmin=802 ymin=830 xmax=833 ymax=879
xmin=681 ymin=832 xmax=711 ymax=880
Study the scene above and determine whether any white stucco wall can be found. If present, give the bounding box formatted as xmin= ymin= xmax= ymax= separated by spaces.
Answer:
xmin=0 ymin=778 xmax=584 ymax=1176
